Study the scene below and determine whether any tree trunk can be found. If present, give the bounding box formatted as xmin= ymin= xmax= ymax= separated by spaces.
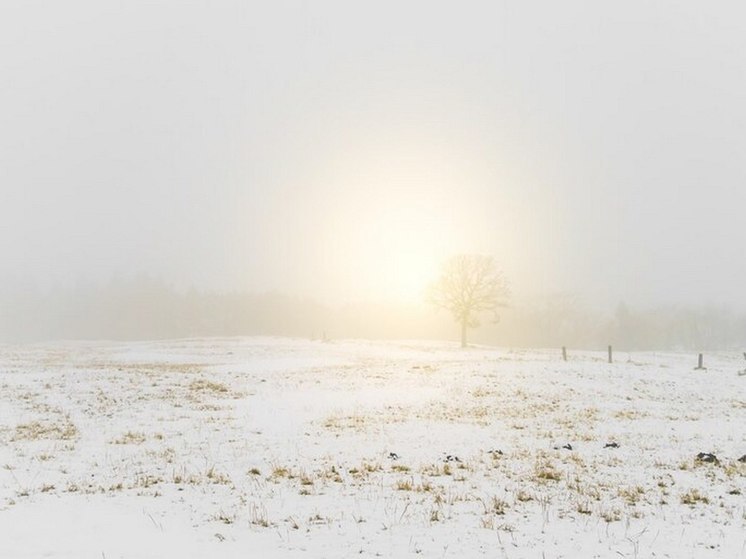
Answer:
xmin=461 ymin=320 xmax=467 ymax=348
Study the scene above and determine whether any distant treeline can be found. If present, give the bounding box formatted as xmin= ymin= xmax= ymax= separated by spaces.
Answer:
xmin=499 ymin=298 xmax=746 ymax=351
xmin=1 ymin=277 xmax=744 ymax=350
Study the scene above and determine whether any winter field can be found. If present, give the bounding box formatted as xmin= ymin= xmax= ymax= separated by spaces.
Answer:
xmin=0 ymin=337 xmax=744 ymax=558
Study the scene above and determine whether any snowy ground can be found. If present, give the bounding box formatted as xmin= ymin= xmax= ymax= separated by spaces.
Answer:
xmin=0 ymin=337 xmax=744 ymax=558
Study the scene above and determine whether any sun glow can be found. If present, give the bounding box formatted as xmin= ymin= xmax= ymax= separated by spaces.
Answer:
xmin=282 ymin=129 xmax=528 ymax=306
xmin=310 ymin=172 xmax=481 ymax=305
xmin=360 ymin=207 xmax=447 ymax=303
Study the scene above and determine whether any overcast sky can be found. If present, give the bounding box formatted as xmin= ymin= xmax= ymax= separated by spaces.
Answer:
xmin=2 ymin=1 xmax=745 ymax=309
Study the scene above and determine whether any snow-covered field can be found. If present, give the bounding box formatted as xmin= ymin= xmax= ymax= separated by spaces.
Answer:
xmin=0 ymin=337 xmax=744 ymax=558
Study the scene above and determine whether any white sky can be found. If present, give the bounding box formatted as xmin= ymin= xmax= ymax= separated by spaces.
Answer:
xmin=2 ymin=1 xmax=745 ymax=308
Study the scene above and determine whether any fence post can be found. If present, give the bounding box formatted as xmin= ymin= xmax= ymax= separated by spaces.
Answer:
xmin=695 ymin=353 xmax=705 ymax=370
xmin=608 ymin=345 xmax=613 ymax=364
xmin=562 ymin=346 xmax=567 ymax=362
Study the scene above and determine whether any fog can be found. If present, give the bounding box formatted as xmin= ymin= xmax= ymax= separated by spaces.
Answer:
xmin=2 ymin=1 xmax=746 ymax=347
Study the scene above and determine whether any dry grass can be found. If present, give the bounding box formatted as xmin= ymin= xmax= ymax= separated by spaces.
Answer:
xmin=110 ymin=431 xmax=147 ymax=445
xmin=484 ymin=496 xmax=509 ymax=515
xmin=681 ymin=488 xmax=710 ymax=505
xmin=618 ymin=485 xmax=645 ymax=505
xmin=189 ymin=379 xmax=230 ymax=394
xmin=13 ymin=420 xmax=78 ymax=441
xmin=395 ymin=478 xmax=413 ymax=491
xmin=249 ymin=503 xmax=270 ymax=527
xmin=206 ymin=466 xmax=232 ymax=485
xmin=600 ymin=507 xmax=622 ymax=522
xmin=534 ymin=460 xmax=562 ymax=482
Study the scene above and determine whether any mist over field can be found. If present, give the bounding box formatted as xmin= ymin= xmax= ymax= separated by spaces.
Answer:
xmin=2 ymin=279 xmax=745 ymax=350
xmin=3 ymin=0 xmax=746 ymax=350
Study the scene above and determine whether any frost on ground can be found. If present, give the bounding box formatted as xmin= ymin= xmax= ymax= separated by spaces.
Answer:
xmin=0 ymin=338 xmax=744 ymax=558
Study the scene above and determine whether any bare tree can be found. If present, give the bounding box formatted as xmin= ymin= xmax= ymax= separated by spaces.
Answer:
xmin=428 ymin=254 xmax=510 ymax=348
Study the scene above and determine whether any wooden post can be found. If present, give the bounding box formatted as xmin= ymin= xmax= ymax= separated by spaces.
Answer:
xmin=562 ymin=346 xmax=567 ymax=361
xmin=695 ymin=353 xmax=705 ymax=370
xmin=608 ymin=345 xmax=613 ymax=364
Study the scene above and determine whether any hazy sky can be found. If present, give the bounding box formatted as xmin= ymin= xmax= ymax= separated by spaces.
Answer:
xmin=2 ymin=1 xmax=745 ymax=308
